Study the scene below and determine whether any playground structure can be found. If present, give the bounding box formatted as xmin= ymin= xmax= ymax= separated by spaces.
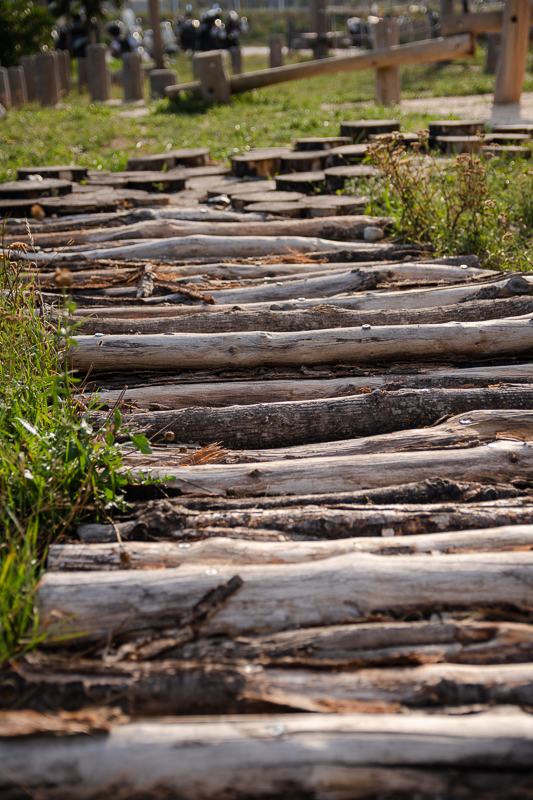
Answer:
xmin=166 ymin=0 xmax=532 ymax=108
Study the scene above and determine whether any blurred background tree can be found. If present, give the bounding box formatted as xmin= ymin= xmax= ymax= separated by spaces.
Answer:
xmin=0 ymin=0 xmax=54 ymax=67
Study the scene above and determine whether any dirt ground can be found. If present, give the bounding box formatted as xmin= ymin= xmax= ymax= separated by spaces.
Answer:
xmin=401 ymin=92 xmax=533 ymax=123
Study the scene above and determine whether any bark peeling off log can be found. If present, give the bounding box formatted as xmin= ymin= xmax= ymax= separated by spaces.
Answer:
xmin=2 ymin=711 xmax=533 ymax=800
xmin=71 ymin=319 xmax=533 ymax=374
xmin=38 ymin=549 xmax=533 ymax=643
xmin=112 ymin=387 xmax=533 ymax=450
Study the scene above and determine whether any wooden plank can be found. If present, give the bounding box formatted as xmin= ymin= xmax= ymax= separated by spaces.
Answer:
xmin=37 ymin=547 xmax=533 ymax=641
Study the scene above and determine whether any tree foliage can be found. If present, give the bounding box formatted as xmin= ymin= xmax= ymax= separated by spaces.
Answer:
xmin=0 ymin=0 xmax=54 ymax=67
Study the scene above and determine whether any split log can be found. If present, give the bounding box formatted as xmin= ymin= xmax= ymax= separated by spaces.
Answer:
xmin=77 ymin=497 xmax=533 ymax=543
xmin=93 ymin=386 xmax=533 ymax=449
xmin=76 ymin=295 xmax=533 ymax=336
xmin=71 ymin=319 xmax=533 ymax=373
xmin=69 ymin=273 xmax=533 ymax=317
xmin=18 ymin=215 xmax=392 ymax=248
xmin=134 ymin=441 xmax=533 ymax=497
xmin=18 ymin=234 xmax=390 ymax=263
xmin=38 ymin=549 xmax=533 ymax=642
xmin=3 ymin=711 xmax=533 ymax=799
xmin=47 ymin=524 xmax=533 ymax=571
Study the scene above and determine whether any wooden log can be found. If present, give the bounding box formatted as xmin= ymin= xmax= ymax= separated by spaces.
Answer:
xmin=374 ymin=18 xmax=401 ymax=106
xmin=231 ymin=148 xmax=292 ymax=178
xmin=127 ymin=148 xmax=210 ymax=171
xmin=129 ymin=441 xmax=533 ymax=496
xmin=279 ymin=150 xmax=331 ymax=172
xmin=166 ymin=36 xmax=474 ymax=98
xmin=37 ymin=548 xmax=533 ymax=641
xmin=70 ymin=319 xmax=533 ymax=374
xmin=48 ymin=524 xmax=533 ymax=571
xmin=24 ymin=234 xmax=389 ymax=262
xmin=294 ymin=137 xmax=351 ymax=151
xmin=494 ymin=0 xmax=531 ymax=104
xmin=340 ymin=119 xmax=401 ymax=141
xmin=275 ymin=171 xmax=326 ymax=193
xmin=4 ymin=711 xmax=533 ymax=798
xmin=75 ymin=295 xmax=533 ymax=336
xmin=230 ymin=191 xmax=305 ymax=211
xmin=325 ymin=165 xmax=378 ymax=191
xmin=195 ymin=50 xmax=231 ymax=105
xmin=0 ymin=178 xmax=72 ymax=200
xmin=17 ymin=165 xmax=88 ymax=182
xmin=77 ymin=496 xmax=533 ymax=543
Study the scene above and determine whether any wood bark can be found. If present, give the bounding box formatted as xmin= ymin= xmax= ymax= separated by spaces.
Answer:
xmin=71 ymin=319 xmax=533 ymax=374
xmin=48 ymin=524 xmax=533 ymax=571
xmin=96 ymin=386 xmax=533 ymax=449
xmin=38 ymin=549 xmax=533 ymax=642
xmin=132 ymin=441 xmax=533 ymax=497
xmin=77 ymin=497 xmax=533 ymax=543
xmin=3 ymin=710 xmax=533 ymax=799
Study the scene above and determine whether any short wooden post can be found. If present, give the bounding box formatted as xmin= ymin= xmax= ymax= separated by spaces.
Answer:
xmin=312 ymin=0 xmax=328 ymax=59
xmin=57 ymin=50 xmax=70 ymax=97
xmin=20 ymin=56 xmax=38 ymax=101
xmin=0 ymin=67 xmax=11 ymax=108
xmin=494 ymin=0 xmax=531 ymax=104
xmin=78 ymin=57 xmax=88 ymax=93
xmin=7 ymin=67 xmax=27 ymax=106
xmin=374 ymin=18 xmax=401 ymax=105
xmin=485 ymin=33 xmax=501 ymax=74
xmin=150 ymin=68 xmax=176 ymax=98
xmin=36 ymin=51 xmax=61 ymax=106
xmin=87 ymin=44 xmax=111 ymax=102
xmin=269 ymin=35 xmax=284 ymax=69
xmin=194 ymin=50 xmax=231 ymax=104
xmin=149 ymin=0 xmax=165 ymax=70
xmin=123 ymin=52 xmax=144 ymax=101
xmin=229 ymin=46 xmax=243 ymax=75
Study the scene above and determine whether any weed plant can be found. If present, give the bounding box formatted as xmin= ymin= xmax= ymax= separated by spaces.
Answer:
xmin=358 ymin=133 xmax=533 ymax=270
xmin=0 ymin=247 xmax=149 ymax=660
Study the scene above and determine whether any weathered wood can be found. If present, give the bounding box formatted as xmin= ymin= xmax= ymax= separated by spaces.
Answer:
xmin=75 ymin=295 xmax=533 ymax=336
xmin=275 ymin=171 xmax=326 ymax=193
xmin=325 ymin=165 xmax=378 ymax=191
xmin=0 ymin=178 xmax=72 ymax=200
xmin=127 ymin=148 xmax=210 ymax=171
xmin=77 ymin=496 xmax=533 ymax=543
xmin=195 ymin=50 xmax=231 ymax=105
xmin=441 ymin=9 xmax=505 ymax=36
xmin=340 ymin=119 xmax=401 ymax=141
xmin=71 ymin=319 xmax=533 ymax=373
xmin=3 ymin=711 xmax=533 ymax=799
xmin=48 ymin=524 xmax=533 ymax=571
xmin=132 ymin=441 xmax=533 ymax=496
xmin=231 ymin=148 xmax=292 ymax=178
xmin=38 ymin=548 xmax=533 ymax=641
xmin=295 ymin=137 xmax=351 ymax=151
xmin=374 ymin=18 xmax=401 ymax=106
xmin=17 ymin=165 xmax=88 ymax=182
xmin=494 ymin=0 xmax=531 ymax=104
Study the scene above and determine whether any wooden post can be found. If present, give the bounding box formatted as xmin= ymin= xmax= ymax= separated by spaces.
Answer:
xmin=494 ymin=0 xmax=531 ymax=104
xmin=123 ymin=52 xmax=144 ymax=101
xmin=0 ymin=67 xmax=11 ymax=108
xmin=374 ymin=18 xmax=401 ymax=105
xmin=150 ymin=68 xmax=177 ymax=98
xmin=149 ymin=0 xmax=165 ymax=70
xmin=20 ymin=56 xmax=38 ymax=101
xmin=313 ymin=0 xmax=328 ymax=59
xmin=486 ymin=33 xmax=501 ymax=74
xmin=269 ymin=35 xmax=284 ymax=69
xmin=195 ymin=51 xmax=231 ymax=105
xmin=7 ymin=67 xmax=27 ymax=106
xmin=78 ymin=58 xmax=88 ymax=93
xmin=57 ymin=50 xmax=70 ymax=97
xmin=36 ymin=51 xmax=61 ymax=106
xmin=229 ymin=46 xmax=243 ymax=74
xmin=86 ymin=44 xmax=111 ymax=102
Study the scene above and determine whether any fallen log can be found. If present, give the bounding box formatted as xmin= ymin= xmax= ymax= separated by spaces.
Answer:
xmin=3 ymin=710 xmax=533 ymax=799
xmin=16 ymin=234 xmax=390 ymax=262
xmin=137 ymin=441 xmax=533 ymax=496
xmin=71 ymin=318 xmax=533 ymax=373
xmin=92 ymin=364 xmax=533 ymax=409
xmin=76 ymin=295 xmax=533 ymax=336
xmin=38 ymin=549 xmax=533 ymax=642
xmin=77 ymin=497 xmax=533 ymax=543
xmin=48 ymin=524 xmax=533 ymax=571
xmin=100 ymin=386 xmax=533 ymax=449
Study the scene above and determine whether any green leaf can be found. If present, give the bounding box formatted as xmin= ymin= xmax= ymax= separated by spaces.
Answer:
xmin=130 ymin=434 xmax=152 ymax=455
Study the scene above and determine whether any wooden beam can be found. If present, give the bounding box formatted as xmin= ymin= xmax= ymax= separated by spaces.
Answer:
xmin=494 ymin=0 xmax=531 ymax=104
xmin=165 ymin=35 xmax=475 ymax=98
xmin=441 ymin=10 xmax=504 ymax=36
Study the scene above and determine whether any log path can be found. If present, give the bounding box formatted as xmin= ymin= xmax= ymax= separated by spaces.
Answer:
xmin=3 ymin=138 xmax=533 ymax=798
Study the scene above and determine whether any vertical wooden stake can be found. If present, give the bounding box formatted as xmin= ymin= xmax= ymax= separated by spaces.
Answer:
xmin=494 ymin=0 xmax=531 ymax=104
xmin=485 ymin=33 xmax=501 ymax=75
xmin=149 ymin=0 xmax=165 ymax=70
xmin=374 ymin=18 xmax=401 ymax=106
xmin=269 ymin=35 xmax=284 ymax=69
xmin=195 ymin=51 xmax=231 ymax=105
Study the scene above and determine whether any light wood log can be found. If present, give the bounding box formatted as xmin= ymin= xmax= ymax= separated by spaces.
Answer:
xmin=38 ymin=548 xmax=533 ymax=642
xmin=494 ymin=0 xmax=531 ymax=104
xmin=71 ymin=318 xmax=533 ymax=374
xmin=133 ymin=441 xmax=533 ymax=496
xmin=70 ymin=273 xmax=533 ymax=317
xmin=77 ymin=497 xmax=533 ymax=543
xmin=76 ymin=296 xmax=533 ymax=337
xmin=108 ymin=386 xmax=533 ymax=449
xmin=48 ymin=525 xmax=533 ymax=571
xmin=17 ymin=235 xmax=389 ymax=263
xmin=165 ymin=35 xmax=475 ymax=97
xmin=3 ymin=711 xmax=533 ymax=798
